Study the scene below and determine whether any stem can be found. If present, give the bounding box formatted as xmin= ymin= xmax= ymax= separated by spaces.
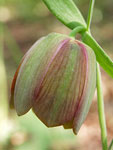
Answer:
xmin=69 ymin=26 xmax=86 ymax=38
xmin=96 ymin=63 xmax=108 ymax=150
xmin=87 ymin=0 xmax=95 ymax=31
xmin=4 ymin=25 xmax=23 ymax=65
xmin=82 ymin=32 xmax=113 ymax=79
xmin=86 ymin=1 xmax=108 ymax=149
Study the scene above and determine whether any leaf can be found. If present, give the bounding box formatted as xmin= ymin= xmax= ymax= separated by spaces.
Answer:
xmin=82 ymin=32 xmax=113 ymax=78
xmin=109 ymin=139 xmax=113 ymax=150
xmin=43 ymin=0 xmax=86 ymax=29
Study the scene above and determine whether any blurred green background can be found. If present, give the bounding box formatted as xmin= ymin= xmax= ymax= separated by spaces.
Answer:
xmin=0 ymin=0 xmax=113 ymax=150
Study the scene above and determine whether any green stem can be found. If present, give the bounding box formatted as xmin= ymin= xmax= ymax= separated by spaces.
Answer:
xmin=69 ymin=26 xmax=86 ymax=38
xmin=96 ymin=63 xmax=108 ymax=150
xmin=82 ymin=32 xmax=113 ymax=79
xmin=87 ymin=0 xmax=95 ymax=31
xmin=86 ymin=1 xmax=108 ymax=149
xmin=4 ymin=24 xmax=23 ymax=65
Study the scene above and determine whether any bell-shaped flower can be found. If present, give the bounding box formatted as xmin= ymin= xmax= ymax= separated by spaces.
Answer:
xmin=10 ymin=33 xmax=96 ymax=134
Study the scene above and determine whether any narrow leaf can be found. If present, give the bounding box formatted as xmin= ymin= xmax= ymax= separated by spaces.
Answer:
xmin=43 ymin=0 xmax=86 ymax=29
xmin=82 ymin=32 xmax=113 ymax=78
xmin=109 ymin=139 xmax=113 ymax=150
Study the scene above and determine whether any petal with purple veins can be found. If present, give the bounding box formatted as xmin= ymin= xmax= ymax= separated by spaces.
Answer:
xmin=14 ymin=33 xmax=69 ymax=115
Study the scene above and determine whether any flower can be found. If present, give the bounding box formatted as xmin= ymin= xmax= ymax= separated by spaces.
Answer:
xmin=10 ymin=33 xmax=96 ymax=134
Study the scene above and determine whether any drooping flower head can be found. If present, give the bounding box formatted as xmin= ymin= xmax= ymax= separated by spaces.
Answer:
xmin=10 ymin=33 xmax=96 ymax=134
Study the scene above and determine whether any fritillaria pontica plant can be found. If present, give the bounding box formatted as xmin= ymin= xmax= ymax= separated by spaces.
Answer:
xmin=10 ymin=33 xmax=96 ymax=134
xmin=10 ymin=0 xmax=113 ymax=150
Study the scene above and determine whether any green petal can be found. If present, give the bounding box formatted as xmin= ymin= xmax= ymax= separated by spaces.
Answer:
xmin=14 ymin=33 xmax=68 ymax=115
xmin=73 ymin=41 xmax=96 ymax=134
xmin=10 ymin=56 xmax=25 ymax=109
xmin=32 ymin=40 xmax=96 ymax=131
xmin=13 ymin=32 xmax=96 ymax=134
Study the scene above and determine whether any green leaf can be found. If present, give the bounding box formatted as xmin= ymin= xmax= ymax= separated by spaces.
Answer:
xmin=82 ymin=32 xmax=113 ymax=78
xmin=43 ymin=0 xmax=86 ymax=29
xmin=109 ymin=139 xmax=113 ymax=150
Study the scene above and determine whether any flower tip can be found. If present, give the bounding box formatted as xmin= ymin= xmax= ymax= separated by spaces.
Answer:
xmin=63 ymin=122 xmax=78 ymax=135
xmin=16 ymin=109 xmax=27 ymax=116
xmin=73 ymin=129 xmax=77 ymax=135
xmin=17 ymin=113 xmax=22 ymax=116
xmin=63 ymin=121 xmax=73 ymax=129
